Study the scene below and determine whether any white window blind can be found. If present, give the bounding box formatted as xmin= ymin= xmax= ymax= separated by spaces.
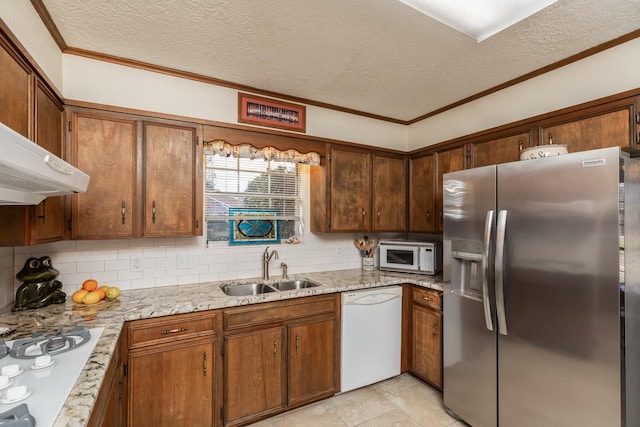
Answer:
xmin=205 ymin=154 xmax=301 ymax=243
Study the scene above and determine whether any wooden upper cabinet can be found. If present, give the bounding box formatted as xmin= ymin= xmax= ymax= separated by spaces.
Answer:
xmin=0 ymin=40 xmax=31 ymax=137
xmin=471 ymin=131 xmax=532 ymax=168
xmin=372 ymin=154 xmax=407 ymax=232
xmin=71 ymin=111 xmax=138 ymax=239
xmin=436 ymin=146 xmax=466 ymax=233
xmin=409 ymin=154 xmax=435 ymax=233
xmin=311 ymin=145 xmax=407 ymax=233
xmin=33 ymin=82 xmax=65 ymax=243
xmin=143 ymin=122 xmax=201 ymax=237
xmin=540 ymin=105 xmax=635 ymax=154
xmin=69 ymin=109 xmax=202 ymax=240
xmin=0 ymin=39 xmax=66 ymax=246
xmin=328 ymin=146 xmax=371 ymax=232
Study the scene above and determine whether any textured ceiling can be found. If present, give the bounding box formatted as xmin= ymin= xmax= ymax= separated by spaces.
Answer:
xmin=41 ymin=0 xmax=640 ymax=122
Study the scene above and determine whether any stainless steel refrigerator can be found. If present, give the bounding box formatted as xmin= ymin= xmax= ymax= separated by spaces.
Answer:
xmin=442 ymin=147 xmax=640 ymax=427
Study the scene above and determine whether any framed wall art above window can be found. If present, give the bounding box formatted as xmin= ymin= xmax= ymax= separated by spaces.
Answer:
xmin=238 ymin=93 xmax=306 ymax=133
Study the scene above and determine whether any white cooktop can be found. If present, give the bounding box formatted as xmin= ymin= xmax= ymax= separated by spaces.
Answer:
xmin=0 ymin=327 xmax=104 ymax=427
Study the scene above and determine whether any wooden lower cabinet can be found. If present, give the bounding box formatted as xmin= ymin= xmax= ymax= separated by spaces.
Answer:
xmin=222 ymin=294 xmax=339 ymax=426
xmin=88 ymin=328 xmax=126 ymax=427
xmin=411 ymin=287 xmax=443 ymax=390
xmin=224 ymin=327 xmax=285 ymax=425
xmin=125 ymin=311 xmax=219 ymax=426
xmin=287 ymin=316 xmax=336 ymax=406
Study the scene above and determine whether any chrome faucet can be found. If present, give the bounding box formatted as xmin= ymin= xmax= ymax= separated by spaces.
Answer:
xmin=263 ymin=247 xmax=279 ymax=280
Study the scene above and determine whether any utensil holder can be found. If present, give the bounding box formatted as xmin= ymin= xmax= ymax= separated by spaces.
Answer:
xmin=362 ymin=257 xmax=374 ymax=271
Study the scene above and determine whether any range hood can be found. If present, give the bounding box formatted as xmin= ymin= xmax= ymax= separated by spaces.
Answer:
xmin=0 ymin=122 xmax=90 ymax=205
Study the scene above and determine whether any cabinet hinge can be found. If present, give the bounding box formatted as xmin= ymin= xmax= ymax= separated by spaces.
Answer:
xmin=68 ymin=121 xmax=72 ymax=132
xmin=196 ymin=135 xmax=200 ymax=146
xmin=68 ymin=219 xmax=72 ymax=232
xmin=636 ymin=112 xmax=640 ymax=124
xmin=328 ymin=154 xmax=332 ymax=161
xmin=195 ymin=219 xmax=199 ymax=229
xmin=220 ymin=406 xmax=224 ymax=422
xmin=123 ymin=363 xmax=128 ymax=376
xmin=220 ymin=344 xmax=225 ymax=356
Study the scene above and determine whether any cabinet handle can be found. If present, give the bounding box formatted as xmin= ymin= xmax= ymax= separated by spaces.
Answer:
xmin=273 ymin=338 xmax=277 ymax=360
xmin=160 ymin=327 xmax=189 ymax=335
xmin=152 ymin=200 xmax=156 ymax=224
xmin=203 ymin=352 xmax=207 ymax=376
xmin=422 ymin=296 xmax=431 ymax=301
xmin=37 ymin=199 xmax=46 ymax=223
xmin=432 ymin=322 xmax=438 ymax=338
xmin=121 ymin=201 xmax=126 ymax=225
xmin=295 ymin=334 xmax=300 ymax=355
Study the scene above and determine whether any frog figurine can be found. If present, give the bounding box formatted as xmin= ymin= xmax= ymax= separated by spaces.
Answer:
xmin=12 ymin=256 xmax=66 ymax=312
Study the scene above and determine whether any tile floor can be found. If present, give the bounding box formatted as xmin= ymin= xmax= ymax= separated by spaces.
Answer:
xmin=249 ymin=373 xmax=468 ymax=427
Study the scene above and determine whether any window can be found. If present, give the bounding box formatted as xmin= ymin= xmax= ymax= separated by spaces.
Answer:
xmin=205 ymin=154 xmax=301 ymax=244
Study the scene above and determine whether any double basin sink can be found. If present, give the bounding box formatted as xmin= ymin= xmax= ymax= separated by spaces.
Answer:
xmin=220 ymin=279 xmax=319 ymax=296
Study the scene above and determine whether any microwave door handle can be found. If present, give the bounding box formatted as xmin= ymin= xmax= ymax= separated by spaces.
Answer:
xmin=495 ymin=210 xmax=508 ymax=336
xmin=482 ymin=210 xmax=495 ymax=332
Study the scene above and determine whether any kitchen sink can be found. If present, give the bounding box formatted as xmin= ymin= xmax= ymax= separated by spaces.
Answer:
xmin=220 ymin=282 xmax=277 ymax=296
xmin=270 ymin=279 xmax=319 ymax=291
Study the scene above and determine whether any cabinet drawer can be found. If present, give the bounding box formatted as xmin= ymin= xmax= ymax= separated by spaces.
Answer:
xmin=413 ymin=287 xmax=442 ymax=311
xmin=224 ymin=294 xmax=338 ymax=331
xmin=128 ymin=311 xmax=217 ymax=349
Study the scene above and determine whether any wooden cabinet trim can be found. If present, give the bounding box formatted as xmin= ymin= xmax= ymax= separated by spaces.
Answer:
xmin=413 ymin=287 xmax=442 ymax=310
xmin=223 ymin=294 xmax=337 ymax=331
xmin=127 ymin=311 xmax=217 ymax=349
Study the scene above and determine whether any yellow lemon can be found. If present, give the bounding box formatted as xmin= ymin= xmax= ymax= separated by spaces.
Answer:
xmin=72 ymin=289 xmax=89 ymax=304
xmin=105 ymin=287 xmax=121 ymax=300
xmin=82 ymin=291 xmax=102 ymax=305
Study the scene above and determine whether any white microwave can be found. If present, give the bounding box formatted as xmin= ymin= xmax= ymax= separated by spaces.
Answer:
xmin=379 ymin=240 xmax=442 ymax=275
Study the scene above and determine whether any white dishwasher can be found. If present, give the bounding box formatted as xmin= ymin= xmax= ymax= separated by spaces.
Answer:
xmin=340 ymin=285 xmax=402 ymax=393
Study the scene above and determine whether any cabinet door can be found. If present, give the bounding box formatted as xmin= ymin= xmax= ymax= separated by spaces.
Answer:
xmin=330 ymin=147 xmax=371 ymax=232
xmin=471 ymin=131 xmax=531 ymax=168
xmin=128 ymin=340 xmax=214 ymax=427
xmin=372 ymin=154 xmax=406 ymax=232
xmin=288 ymin=316 xmax=336 ymax=406
xmin=0 ymin=42 xmax=32 ymax=246
xmin=224 ymin=327 xmax=285 ymax=426
xmin=34 ymin=82 xmax=65 ymax=243
xmin=143 ymin=122 xmax=201 ymax=237
xmin=409 ymin=154 xmax=435 ymax=233
xmin=541 ymin=108 xmax=634 ymax=153
xmin=72 ymin=112 xmax=138 ymax=239
xmin=412 ymin=304 xmax=442 ymax=389
xmin=436 ymin=147 xmax=465 ymax=232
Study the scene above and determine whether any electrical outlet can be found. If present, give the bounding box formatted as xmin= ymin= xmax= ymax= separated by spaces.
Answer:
xmin=177 ymin=255 xmax=194 ymax=269
xmin=131 ymin=257 xmax=143 ymax=272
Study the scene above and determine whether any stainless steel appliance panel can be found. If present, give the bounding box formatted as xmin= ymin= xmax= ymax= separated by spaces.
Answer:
xmin=622 ymin=154 xmax=640 ymax=427
xmin=496 ymin=149 xmax=621 ymax=426
xmin=443 ymin=165 xmax=497 ymax=427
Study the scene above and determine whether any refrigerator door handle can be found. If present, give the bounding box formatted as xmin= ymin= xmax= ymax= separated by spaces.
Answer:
xmin=482 ymin=210 xmax=495 ymax=331
xmin=495 ymin=210 xmax=508 ymax=336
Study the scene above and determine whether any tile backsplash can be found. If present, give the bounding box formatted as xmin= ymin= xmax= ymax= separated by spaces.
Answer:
xmin=0 ymin=248 xmax=13 ymax=309
xmin=12 ymin=233 xmax=366 ymax=297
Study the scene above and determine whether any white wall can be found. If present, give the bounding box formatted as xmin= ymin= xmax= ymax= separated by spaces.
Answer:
xmin=408 ymin=37 xmax=640 ymax=149
xmin=62 ymin=55 xmax=408 ymax=150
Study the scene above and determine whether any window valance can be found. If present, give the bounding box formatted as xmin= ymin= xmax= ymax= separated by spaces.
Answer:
xmin=203 ymin=139 xmax=321 ymax=165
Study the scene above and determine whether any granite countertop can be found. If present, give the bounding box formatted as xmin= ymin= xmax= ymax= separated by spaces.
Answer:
xmin=0 ymin=268 xmax=444 ymax=426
